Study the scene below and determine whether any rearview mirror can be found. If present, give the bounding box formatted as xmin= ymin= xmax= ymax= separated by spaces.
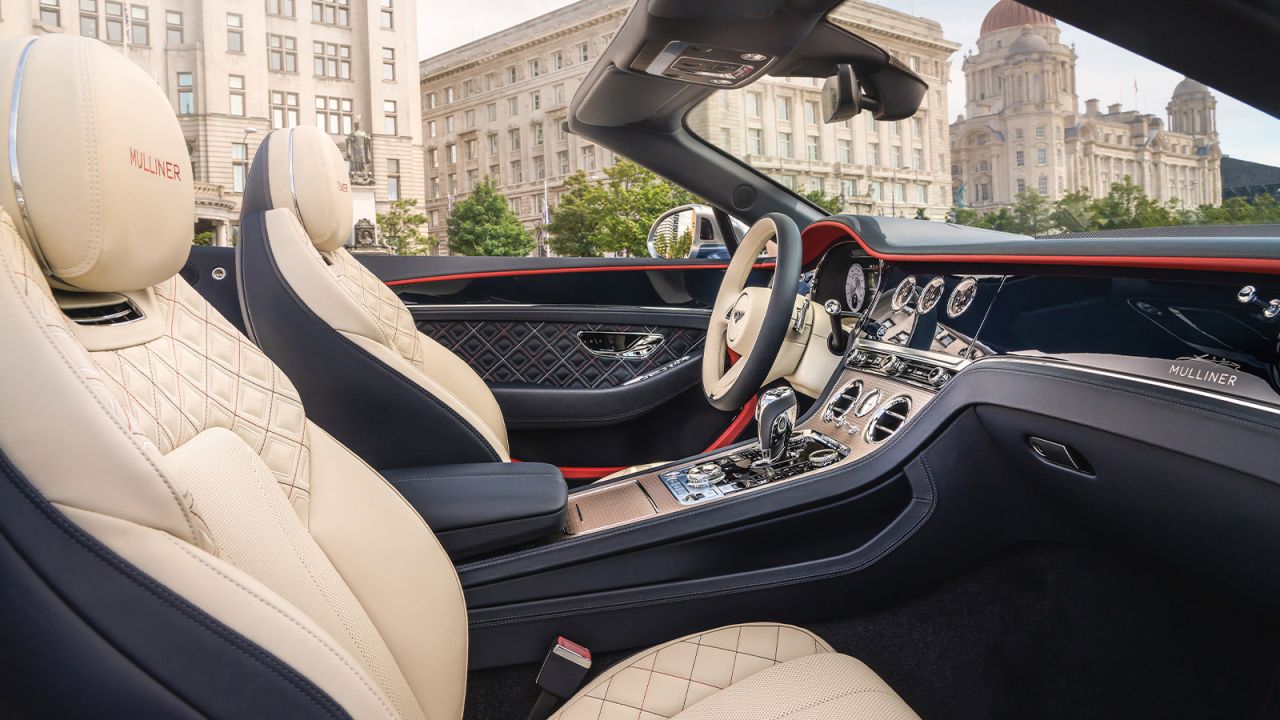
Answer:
xmin=821 ymin=63 xmax=862 ymax=122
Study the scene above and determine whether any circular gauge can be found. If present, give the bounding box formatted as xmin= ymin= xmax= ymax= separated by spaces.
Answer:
xmin=947 ymin=277 xmax=979 ymax=318
xmin=918 ymin=277 xmax=946 ymax=314
xmin=844 ymin=264 xmax=867 ymax=313
xmin=890 ymin=276 xmax=918 ymax=313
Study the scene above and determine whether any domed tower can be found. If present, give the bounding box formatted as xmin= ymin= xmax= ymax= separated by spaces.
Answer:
xmin=1167 ymin=77 xmax=1217 ymax=139
xmin=963 ymin=0 xmax=1076 ymax=118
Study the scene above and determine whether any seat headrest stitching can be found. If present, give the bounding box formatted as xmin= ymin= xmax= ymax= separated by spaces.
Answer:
xmin=287 ymin=127 xmax=304 ymax=228
xmin=7 ymin=38 xmax=53 ymax=279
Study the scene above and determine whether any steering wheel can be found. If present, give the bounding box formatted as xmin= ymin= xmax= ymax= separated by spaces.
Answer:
xmin=702 ymin=212 xmax=803 ymax=412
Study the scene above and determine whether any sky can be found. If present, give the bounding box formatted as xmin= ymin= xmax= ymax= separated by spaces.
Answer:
xmin=419 ymin=0 xmax=1280 ymax=166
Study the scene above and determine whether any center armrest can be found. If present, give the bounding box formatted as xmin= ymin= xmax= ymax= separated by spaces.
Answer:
xmin=381 ymin=462 xmax=568 ymax=560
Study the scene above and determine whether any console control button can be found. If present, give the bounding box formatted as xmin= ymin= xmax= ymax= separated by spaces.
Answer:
xmin=685 ymin=463 xmax=725 ymax=490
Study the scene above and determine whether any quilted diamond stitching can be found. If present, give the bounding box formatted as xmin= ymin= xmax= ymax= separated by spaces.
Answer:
xmin=418 ymin=320 xmax=706 ymax=389
xmin=550 ymin=625 xmax=827 ymax=719
xmin=324 ymin=247 xmax=427 ymax=375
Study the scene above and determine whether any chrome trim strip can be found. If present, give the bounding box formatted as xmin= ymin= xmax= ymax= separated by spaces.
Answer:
xmin=972 ymin=355 xmax=1280 ymax=417
xmin=855 ymin=338 xmax=970 ymax=370
xmin=8 ymin=38 xmax=51 ymax=277
xmin=286 ymin=127 xmax=303 ymax=223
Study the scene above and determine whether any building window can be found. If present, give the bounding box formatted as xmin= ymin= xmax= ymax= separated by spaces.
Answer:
xmin=532 ymin=122 xmax=543 ymax=146
xmin=383 ymin=100 xmax=398 ymax=135
xmin=779 ymin=175 xmax=796 ymax=190
xmin=129 ymin=4 xmax=148 ymax=44
xmin=40 ymin=0 xmax=61 ymax=28
xmin=748 ymin=128 xmax=763 ymax=155
xmin=841 ymin=179 xmax=857 ymax=197
xmin=581 ymin=145 xmax=596 ymax=171
xmin=867 ymin=143 xmax=879 ymax=166
xmin=267 ymin=0 xmax=295 ymax=17
xmin=510 ymin=160 xmax=523 ymax=184
xmin=430 ymin=178 xmax=439 ymax=199
xmin=426 ymin=93 xmax=437 ymax=110
xmin=428 ymin=148 xmax=437 ymax=168
xmin=912 ymin=148 xmax=924 ymax=170
xmin=487 ymin=133 xmax=498 ymax=154
xmin=870 ymin=181 xmax=882 ymax=201
xmin=225 ymin=13 xmax=243 ymax=52
xmin=231 ymin=143 xmax=248 ymax=192
xmin=556 ymin=121 xmax=567 ymax=142
xmin=529 ymin=91 xmax=541 ymax=111
xmin=387 ymin=159 xmax=400 ymax=201
xmin=552 ymin=50 xmax=564 ymax=70
xmin=777 ymin=132 xmax=792 ymax=158
xmin=533 ymin=156 xmax=545 ymax=180
xmin=1016 ymin=178 xmax=1026 ymax=194
xmin=911 ymin=116 xmax=923 ymax=139
xmin=1015 ymin=150 xmax=1025 ymax=167
xmin=270 ymin=90 xmax=299 ymax=128
xmin=890 ymin=145 xmax=901 ymax=168
xmin=554 ymin=84 xmax=565 ymax=105
xmin=1037 ymin=147 xmax=1048 ymax=165
xmin=1035 ymin=125 xmax=1046 ymax=139
xmin=80 ymin=0 xmax=98 ymax=38
xmin=506 ymin=66 xmax=518 ymax=84
xmin=806 ymin=135 xmax=820 ymax=161
xmin=176 ymin=72 xmax=194 ymax=114
xmin=808 ymin=177 xmax=822 ymax=193
xmin=556 ymin=150 xmax=569 ymax=175
xmin=105 ymin=1 xmax=124 ymax=41
xmin=165 ymin=10 xmax=182 ymax=43
xmin=268 ymin=34 xmax=298 ymax=73
xmin=576 ymin=43 xmax=589 ymax=63
xmin=776 ymin=97 xmax=790 ymax=121
xmin=507 ymin=97 xmax=518 ymax=116
xmin=746 ymin=92 xmax=762 ymax=117
xmin=837 ymin=139 xmax=851 ymax=163
xmin=314 ymin=95 xmax=353 ymax=135
xmin=311 ymin=0 xmax=349 ymax=26
xmin=228 ymin=75 xmax=245 ymax=116
xmin=508 ymin=128 xmax=521 ymax=151
xmin=445 ymin=144 xmax=456 ymax=164
xmin=1014 ymin=128 xmax=1024 ymax=141
xmin=382 ymin=48 xmax=396 ymax=81
xmin=804 ymin=101 xmax=818 ymax=125
xmin=313 ymin=43 xmax=351 ymax=80
xmin=486 ymin=103 xmax=497 ymax=122
xmin=1038 ymin=175 xmax=1049 ymax=194
xmin=379 ymin=0 xmax=393 ymax=28
xmin=466 ymin=169 xmax=477 ymax=190
xmin=465 ymin=138 xmax=477 ymax=160
xmin=529 ymin=58 xmax=541 ymax=78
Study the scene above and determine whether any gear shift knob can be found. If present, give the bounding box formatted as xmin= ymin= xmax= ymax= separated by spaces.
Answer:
xmin=755 ymin=386 xmax=797 ymax=464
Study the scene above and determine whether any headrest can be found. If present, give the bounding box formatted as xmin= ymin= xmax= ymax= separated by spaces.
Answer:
xmin=261 ymin=126 xmax=352 ymax=252
xmin=0 ymin=35 xmax=193 ymax=292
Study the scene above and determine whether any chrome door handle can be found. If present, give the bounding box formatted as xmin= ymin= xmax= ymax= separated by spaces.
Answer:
xmin=576 ymin=331 xmax=666 ymax=360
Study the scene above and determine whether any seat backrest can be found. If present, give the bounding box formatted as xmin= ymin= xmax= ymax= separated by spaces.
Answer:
xmin=237 ymin=126 xmax=509 ymax=469
xmin=0 ymin=35 xmax=466 ymax=719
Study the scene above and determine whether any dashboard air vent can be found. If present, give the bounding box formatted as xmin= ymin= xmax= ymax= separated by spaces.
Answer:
xmin=63 ymin=299 xmax=143 ymax=326
xmin=824 ymin=380 xmax=862 ymax=423
xmin=866 ymin=396 xmax=911 ymax=444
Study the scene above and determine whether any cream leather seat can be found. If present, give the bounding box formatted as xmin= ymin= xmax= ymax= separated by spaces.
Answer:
xmin=0 ymin=35 xmax=918 ymax=719
xmin=236 ymin=126 xmax=511 ymax=470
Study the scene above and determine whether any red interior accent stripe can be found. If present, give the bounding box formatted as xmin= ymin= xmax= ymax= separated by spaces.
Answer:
xmin=544 ymin=395 xmax=758 ymax=481
xmin=386 ymin=262 xmax=775 ymax=286
xmin=803 ymin=219 xmax=1280 ymax=275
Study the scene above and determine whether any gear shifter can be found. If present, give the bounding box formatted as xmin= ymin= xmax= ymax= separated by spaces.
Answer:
xmin=755 ymin=386 xmax=797 ymax=465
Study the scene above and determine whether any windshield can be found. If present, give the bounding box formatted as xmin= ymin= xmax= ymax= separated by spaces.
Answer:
xmin=690 ymin=0 xmax=1280 ymax=237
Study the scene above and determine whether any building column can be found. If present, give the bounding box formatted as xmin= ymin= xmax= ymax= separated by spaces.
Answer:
xmin=215 ymin=221 xmax=229 ymax=247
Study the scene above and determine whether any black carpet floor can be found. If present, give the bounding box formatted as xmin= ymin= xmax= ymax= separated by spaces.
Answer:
xmin=464 ymin=543 xmax=1280 ymax=719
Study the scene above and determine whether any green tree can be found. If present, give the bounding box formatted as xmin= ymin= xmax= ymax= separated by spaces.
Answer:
xmin=547 ymin=160 xmax=695 ymax=257
xmin=1049 ymin=189 xmax=1097 ymax=233
xmin=377 ymin=198 xmax=434 ymax=256
xmin=446 ymin=179 xmax=535 ymax=257
xmin=192 ymin=230 xmax=215 ymax=246
xmin=1009 ymin=190 xmax=1053 ymax=236
xmin=914 ymin=208 xmax=929 ymax=221
xmin=1091 ymin=175 xmax=1176 ymax=230
xmin=802 ymin=189 xmax=844 ymax=215
xmin=949 ymin=207 xmax=981 ymax=226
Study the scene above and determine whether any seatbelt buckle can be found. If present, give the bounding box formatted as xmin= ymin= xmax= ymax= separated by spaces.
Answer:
xmin=535 ymin=636 xmax=592 ymax=699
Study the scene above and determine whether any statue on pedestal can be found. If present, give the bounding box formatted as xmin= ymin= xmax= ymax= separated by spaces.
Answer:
xmin=345 ymin=118 xmax=375 ymax=187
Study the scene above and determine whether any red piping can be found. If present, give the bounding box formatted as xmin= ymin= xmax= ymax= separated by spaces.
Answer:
xmin=542 ymin=395 xmax=758 ymax=481
xmin=804 ymin=220 xmax=1280 ymax=275
xmin=386 ymin=262 xmax=776 ymax=286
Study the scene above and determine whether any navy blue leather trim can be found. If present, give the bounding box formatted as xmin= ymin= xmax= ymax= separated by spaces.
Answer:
xmin=0 ymin=448 xmax=350 ymax=718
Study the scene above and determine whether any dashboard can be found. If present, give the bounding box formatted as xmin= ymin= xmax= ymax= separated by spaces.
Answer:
xmin=808 ymin=236 xmax=1280 ymax=409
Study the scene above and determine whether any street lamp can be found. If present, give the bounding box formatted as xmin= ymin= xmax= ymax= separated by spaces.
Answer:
xmin=890 ymin=163 xmax=911 ymax=217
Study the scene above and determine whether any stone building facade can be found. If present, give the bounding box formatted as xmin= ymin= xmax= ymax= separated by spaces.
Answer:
xmin=2 ymin=0 xmax=423 ymax=245
xmin=419 ymin=0 xmax=959 ymax=252
xmin=950 ymin=0 xmax=1221 ymax=212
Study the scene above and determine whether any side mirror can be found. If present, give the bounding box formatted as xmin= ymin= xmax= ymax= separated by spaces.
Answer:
xmin=821 ymin=63 xmax=870 ymax=122
xmin=647 ymin=204 xmax=726 ymax=259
